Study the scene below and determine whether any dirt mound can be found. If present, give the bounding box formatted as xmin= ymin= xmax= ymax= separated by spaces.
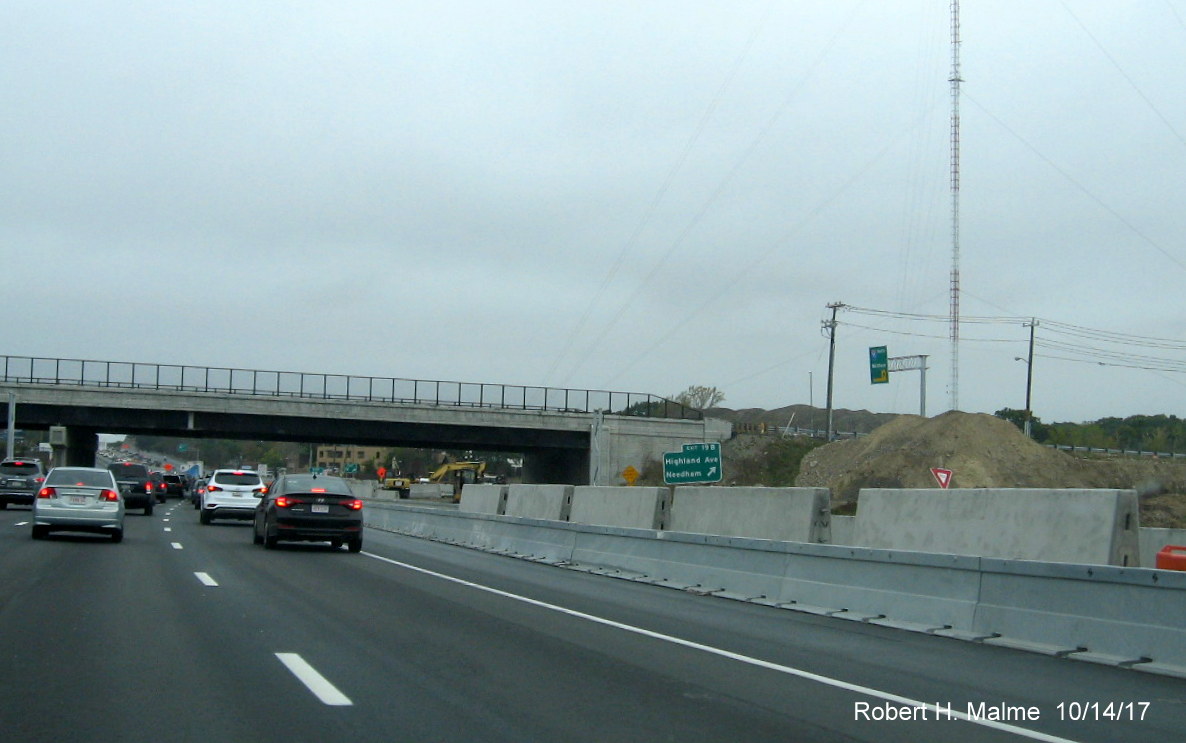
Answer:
xmin=793 ymin=411 xmax=1186 ymax=528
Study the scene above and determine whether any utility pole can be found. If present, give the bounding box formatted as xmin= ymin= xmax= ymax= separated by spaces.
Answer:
xmin=5 ymin=393 xmax=14 ymax=460
xmin=823 ymin=302 xmax=843 ymax=441
xmin=1023 ymin=319 xmax=1037 ymax=438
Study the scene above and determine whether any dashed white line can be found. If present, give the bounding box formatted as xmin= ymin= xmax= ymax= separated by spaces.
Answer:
xmin=172 ymin=542 xmax=183 ymax=550
xmin=194 ymin=572 xmax=218 ymax=586
xmin=163 ymin=527 xmax=172 ymax=532
xmin=275 ymin=653 xmax=353 ymax=706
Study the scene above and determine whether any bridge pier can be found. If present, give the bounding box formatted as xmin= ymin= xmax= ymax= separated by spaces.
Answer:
xmin=523 ymin=449 xmax=587 ymax=486
xmin=65 ymin=427 xmax=100 ymax=467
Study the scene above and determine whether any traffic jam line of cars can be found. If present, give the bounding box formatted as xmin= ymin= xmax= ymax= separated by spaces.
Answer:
xmin=9 ymin=463 xmax=368 ymax=708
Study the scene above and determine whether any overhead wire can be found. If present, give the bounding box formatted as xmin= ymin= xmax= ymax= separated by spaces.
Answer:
xmin=577 ymin=1 xmax=875 ymax=388
xmin=543 ymin=2 xmax=777 ymax=387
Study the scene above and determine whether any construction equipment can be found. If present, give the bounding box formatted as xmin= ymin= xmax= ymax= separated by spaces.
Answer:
xmin=428 ymin=461 xmax=487 ymax=503
xmin=380 ymin=474 xmax=415 ymax=499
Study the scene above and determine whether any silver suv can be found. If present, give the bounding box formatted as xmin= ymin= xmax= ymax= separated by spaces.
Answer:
xmin=0 ymin=458 xmax=47 ymax=509
xmin=200 ymin=469 xmax=266 ymax=524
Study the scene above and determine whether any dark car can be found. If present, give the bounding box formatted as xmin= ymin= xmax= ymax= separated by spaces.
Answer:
xmin=252 ymin=473 xmax=363 ymax=552
xmin=148 ymin=471 xmax=167 ymax=503
xmin=106 ymin=462 xmax=156 ymax=515
xmin=161 ymin=474 xmax=187 ymax=499
xmin=190 ymin=478 xmax=207 ymax=509
xmin=0 ymin=459 xmax=47 ymax=509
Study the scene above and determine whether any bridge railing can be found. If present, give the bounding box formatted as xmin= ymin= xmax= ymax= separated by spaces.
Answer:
xmin=0 ymin=355 xmax=702 ymax=420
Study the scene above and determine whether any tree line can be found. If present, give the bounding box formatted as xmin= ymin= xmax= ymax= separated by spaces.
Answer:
xmin=995 ymin=409 xmax=1186 ymax=453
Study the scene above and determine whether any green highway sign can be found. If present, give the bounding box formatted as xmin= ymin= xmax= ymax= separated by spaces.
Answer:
xmin=869 ymin=345 xmax=888 ymax=384
xmin=663 ymin=442 xmax=723 ymax=485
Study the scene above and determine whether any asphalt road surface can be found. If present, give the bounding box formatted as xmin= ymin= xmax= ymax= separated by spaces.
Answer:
xmin=0 ymin=501 xmax=1182 ymax=743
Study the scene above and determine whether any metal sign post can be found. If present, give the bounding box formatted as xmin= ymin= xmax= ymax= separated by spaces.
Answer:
xmin=888 ymin=355 xmax=929 ymax=417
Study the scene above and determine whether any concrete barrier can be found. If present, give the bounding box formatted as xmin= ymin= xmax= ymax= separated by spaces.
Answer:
xmin=1140 ymin=527 xmax=1186 ymax=570
xmin=973 ymin=559 xmax=1186 ymax=672
xmin=459 ymin=484 xmax=507 ymax=515
xmin=854 ymin=488 xmax=1140 ymax=567
xmin=362 ymin=502 xmax=1186 ymax=677
xmin=668 ymin=486 xmax=830 ymax=543
xmin=569 ymin=486 xmax=667 ymax=530
xmin=829 ymin=515 xmax=855 ymax=545
xmin=505 ymin=484 xmax=573 ymax=521
xmin=411 ymin=483 xmax=451 ymax=499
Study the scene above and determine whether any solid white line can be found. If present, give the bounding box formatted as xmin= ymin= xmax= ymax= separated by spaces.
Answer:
xmin=275 ymin=653 xmax=353 ymax=706
xmin=172 ymin=542 xmax=183 ymax=550
xmin=363 ymin=551 xmax=1083 ymax=743
xmin=194 ymin=572 xmax=218 ymax=586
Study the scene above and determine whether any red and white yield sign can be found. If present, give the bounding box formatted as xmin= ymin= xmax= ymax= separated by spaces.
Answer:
xmin=930 ymin=467 xmax=953 ymax=489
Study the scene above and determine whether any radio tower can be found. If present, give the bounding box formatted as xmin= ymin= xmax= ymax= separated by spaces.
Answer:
xmin=948 ymin=0 xmax=962 ymax=411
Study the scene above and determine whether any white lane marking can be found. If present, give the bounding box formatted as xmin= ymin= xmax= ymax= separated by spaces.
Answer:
xmin=364 ymin=551 xmax=1082 ymax=743
xmin=194 ymin=572 xmax=218 ymax=586
xmin=164 ymin=527 xmax=173 ymax=532
xmin=172 ymin=542 xmax=183 ymax=550
xmin=275 ymin=653 xmax=353 ymax=706
xmin=15 ymin=521 xmax=29 ymax=527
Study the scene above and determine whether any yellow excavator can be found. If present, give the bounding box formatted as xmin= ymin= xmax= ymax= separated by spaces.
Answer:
xmin=380 ymin=473 xmax=416 ymax=499
xmin=428 ymin=461 xmax=487 ymax=503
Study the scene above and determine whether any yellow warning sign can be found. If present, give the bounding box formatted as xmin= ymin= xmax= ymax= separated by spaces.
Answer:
xmin=621 ymin=466 xmax=640 ymax=485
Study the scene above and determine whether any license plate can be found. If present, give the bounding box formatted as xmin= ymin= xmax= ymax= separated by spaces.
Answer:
xmin=312 ymin=504 xmax=329 ymax=514
xmin=69 ymin=496 xmax=87 ymax=505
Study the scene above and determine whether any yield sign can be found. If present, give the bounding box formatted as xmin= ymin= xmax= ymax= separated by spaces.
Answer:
xmin=930 ymin=467 xmax=953 ymax=489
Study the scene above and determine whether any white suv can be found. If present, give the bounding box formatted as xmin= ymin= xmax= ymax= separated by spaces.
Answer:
xmin=200 ymin=469 xmax=266 ymax=524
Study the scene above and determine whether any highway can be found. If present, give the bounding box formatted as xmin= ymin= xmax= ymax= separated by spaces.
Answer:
xmin=0 ymin=502 xmax=1183 ymax=743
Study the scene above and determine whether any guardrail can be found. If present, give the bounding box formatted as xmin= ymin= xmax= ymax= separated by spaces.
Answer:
xmin=0 ymin=355 xmax=701 ymax=420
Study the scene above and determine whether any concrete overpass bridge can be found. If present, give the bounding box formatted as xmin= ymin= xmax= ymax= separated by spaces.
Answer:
xmin=0 ymin=355 xmax=730 ymax=484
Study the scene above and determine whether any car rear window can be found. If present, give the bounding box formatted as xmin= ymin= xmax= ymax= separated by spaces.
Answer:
xmin=283 ymin=475 xmax=352 ymax=495
xmin=0 ymin=461 xmax=41 ymax=476
xmin=109 ymin=463 xmax=149 ymax=478
xmin=214 ymin=472 xmax=262 ymax=486
xmin=47 ymin=470 xmax=114 ymax=488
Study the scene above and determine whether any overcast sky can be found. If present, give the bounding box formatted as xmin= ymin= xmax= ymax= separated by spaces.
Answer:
xmin=6 ymin=1 xmax=1186 ymax=425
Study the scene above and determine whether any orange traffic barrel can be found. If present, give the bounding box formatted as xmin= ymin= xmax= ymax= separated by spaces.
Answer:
xmin=1155 ymin=545 xmax=1186 ymax=571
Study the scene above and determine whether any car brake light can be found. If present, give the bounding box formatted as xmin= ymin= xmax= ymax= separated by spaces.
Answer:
xmin=207 ymin=485 xmax=221 ymax=492
xmin=275 ymin=496 xmax=297 ymax=508
xmin=346 ymin=499 xmax=363 ymax=511
xmin=255 ymin=485 xmax=267 ymax=494
xmin=146 ymin=482 xmax=154 ymax=492
xmin=310 ymin=488 xmax=326 ymax=493
xmin=37 ymin=487 xmax=56 ymax=499
xmin=100 ymin=489 xmax=119 ymax=502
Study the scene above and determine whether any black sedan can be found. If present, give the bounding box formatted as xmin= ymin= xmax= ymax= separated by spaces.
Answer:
xmin=252 ymin=473 xmax=363 ymax=552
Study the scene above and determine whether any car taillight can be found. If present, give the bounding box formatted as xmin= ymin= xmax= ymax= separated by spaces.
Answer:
xmin=255 ymin=486 xmax=267 ymax=494
xmin=37 ymin=487 xmax=56 ymax=499
xmin=275 ymin=496 xmax=297 ymax=508
xmin=146 ymin=482 xmax=154 ymax=492
xmin=346 ymin=499 xmax=363 ymax=511
xmin=100 ymin=489 xmax=119 ymax=502
xmin=207 ymin=485 xmax=222 ymax=492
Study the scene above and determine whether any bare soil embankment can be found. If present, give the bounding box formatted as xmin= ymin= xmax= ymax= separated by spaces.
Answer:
xmin=786 ymin=410 xmax=1186 ymax=528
